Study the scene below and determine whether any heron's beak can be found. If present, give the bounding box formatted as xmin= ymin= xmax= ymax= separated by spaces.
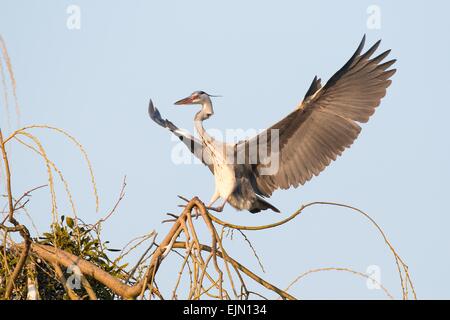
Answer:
xmin=174 ymin=96 xmax=194 ymax=105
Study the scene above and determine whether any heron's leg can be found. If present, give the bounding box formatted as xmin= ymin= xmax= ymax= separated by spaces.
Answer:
xmin=191 ymin=192 xmax=219 ymax=219
xmin=177 ymin=193 xmax=221 ymax=218
xmin=206 ymin=197 xmax=228 ymax=213
xmin=207 ymin=191 xmax=220 ymax=208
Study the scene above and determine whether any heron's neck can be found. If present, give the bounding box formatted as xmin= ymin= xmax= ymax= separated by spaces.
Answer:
xmin=194 ymin=98 xmax=214 ymax=142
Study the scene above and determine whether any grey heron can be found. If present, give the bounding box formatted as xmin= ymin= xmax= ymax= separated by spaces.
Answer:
xmin=148 ymin=35 xmax=396 ymax=213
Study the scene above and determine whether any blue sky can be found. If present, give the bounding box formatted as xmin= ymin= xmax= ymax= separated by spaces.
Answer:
xmin=0 ymin=0 xmax=449 ymax=299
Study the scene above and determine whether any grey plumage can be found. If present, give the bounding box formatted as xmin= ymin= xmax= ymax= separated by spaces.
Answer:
xmin=149 ymin=35 xmax=396 ymax=213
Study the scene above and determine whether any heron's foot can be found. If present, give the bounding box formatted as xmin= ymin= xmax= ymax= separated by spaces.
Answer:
xmin=165 ymin=207 xmax=201 ymax=223
xmin=193 ymin=207 xmax=200 ymax=220
xmin=175 ymin=206 xmax=201 ymax=219
xmin=206 ymin=206 xmax=224 ymax=213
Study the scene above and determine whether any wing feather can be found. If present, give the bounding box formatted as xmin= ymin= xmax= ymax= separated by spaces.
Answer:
xmin=148 ymin=100 xmax=214 ymax=172
xmin=237 ymin=36 xmax=396 ymax=197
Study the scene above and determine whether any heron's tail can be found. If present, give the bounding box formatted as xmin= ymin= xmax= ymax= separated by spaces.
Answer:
xmin=249 ymin=197 xmax=280 ymax=214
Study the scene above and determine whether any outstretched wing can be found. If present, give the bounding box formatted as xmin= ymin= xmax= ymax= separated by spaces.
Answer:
xmin=148 ymin=100 xmax=213 ymax=172
xmin=237 ymin=35 xmax=396 ymax=197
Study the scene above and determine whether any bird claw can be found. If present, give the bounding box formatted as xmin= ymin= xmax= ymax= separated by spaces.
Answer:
xmin=175 ymin=195 xmax=222 ymax=216
xmin=193 ymin=207 xmax=200 ymax=220
xmin=206 ymin=206 xmax=223 ymax=213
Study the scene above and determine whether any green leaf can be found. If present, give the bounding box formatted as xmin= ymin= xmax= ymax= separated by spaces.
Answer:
xmin=66 ymin=216 xmax=75 ymax=228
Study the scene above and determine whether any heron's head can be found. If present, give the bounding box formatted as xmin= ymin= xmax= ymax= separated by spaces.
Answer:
xmin=174 ymin=91 xmax=218 ymax=106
